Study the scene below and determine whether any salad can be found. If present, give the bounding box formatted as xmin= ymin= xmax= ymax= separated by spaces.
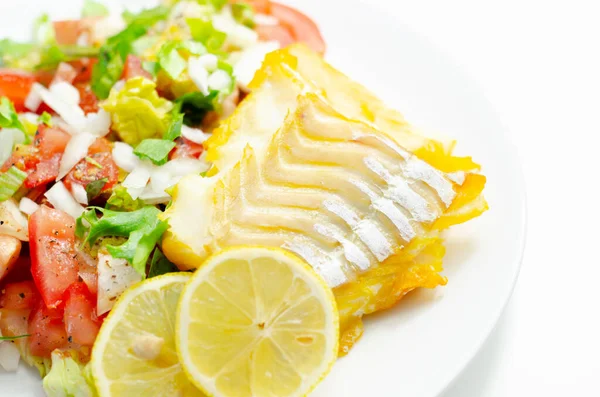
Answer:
xmin=0 ymin=1 xmax=487 ymax=396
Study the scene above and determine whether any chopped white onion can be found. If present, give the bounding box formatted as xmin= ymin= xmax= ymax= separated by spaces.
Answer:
xmin=162 ymin=158 xmax=210 ymax=177
xmin=76 ymin=32 xmax=90 ymax=47
xmin=57 ymin=132 xmax=96 ymax=180
xmin=139 ymin=185 xmax=171 ymax=205
xmin=19 ymin=197 xmax=40 ymax=216
xmin=91 ymin=14 xmax=126 ymax=43
xmin=181 ymin=125 xmax=210 ymax=144
xmin=213 ymin=9 xmax=258 ymax=49
xmin=0 ymin=338 xmax=21 ymax=372
xmin=70 ymin=183 xmax=88 ymax=205
xmin=122 ymin=163 xmax=153 ymax=200
xmin=112 ymin=142 xmax=139 ymax=173
xmin=196 ymin=54 xmax=219 ymax=72
xmin=49 ymin=81 xmax=80 ymax=106
xmin=44 ymin=181 xmax=84 ymax=219
xmin=188 ymin=57 xmax=210 ymax=96
xmin=24 ymin=83 xmax=43 ymax=112
xmin=208 ymin=70 xmax=232 ymax=92
xmin=0 ymin=128 xmax=25 ymax=165
xmin=37 ymin=83 xmax=85 ymax=128
xmin=254 ymin=13 xmax=280 ymax=26
xmin=97 ymin=251 xmax=142 ymax=315
xmin=0 ymin=199 xmax=28 ymax=241
xmin=234 ymin=41 xmax=280 ymax=90
xmin=149 ymin=168 xmax=172 ymax=195
xmin=83 ymin=109 xmax=112 ymax=137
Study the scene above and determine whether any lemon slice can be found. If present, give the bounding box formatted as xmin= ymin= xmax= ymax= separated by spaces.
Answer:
xmin=91 ymin=273 xmax=204 ymax=397
xmin=176 ymin=246 xmax=339 ymax=397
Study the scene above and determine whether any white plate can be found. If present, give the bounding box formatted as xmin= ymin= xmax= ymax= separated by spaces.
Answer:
xmin=0 ymin=0 xmax=526 ymax=396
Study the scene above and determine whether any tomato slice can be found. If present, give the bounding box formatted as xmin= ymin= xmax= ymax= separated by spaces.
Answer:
xmin=63 ymin=151 xmax=119 ymax=194
xmin=88 ymin=137 xmax=112 ymax=155
xmin=29 ymin=206 xmax=80 ymax=308
xmin=64 ymin=282 xmax=100 ymax=347
xmin=28 ymin=303 xmax=69 ymax=357
xmin=122 ymin=55 xmax=152 ymax=80
xmin=35 ymin=124 xmax=71 ymax=159
xmin=24 ymin=153 xmax=61 ymax=189
xmin=1 ymin=144 xmax=39 ymax=173
xmin=51 ymin=62 xmax=77 ymax=85
xmin=71 ymin=58 xmax=97 ymax=84
xmin=170 ymin=137 xmax=205 ymax=160
xmin=268 ymin=3 xmax=326 ymax=54
xmin=75 ymin=83 xmax=100 ymax=114
xmin=0 ymin=69 xmax=36 ymax=112
xmin=256 ymin=24 xmax=296 ymax=48
xmin=0 ymin=281 xmax=40 ymax=310
xmin=0 ymin=308 xmax=30 ymax=340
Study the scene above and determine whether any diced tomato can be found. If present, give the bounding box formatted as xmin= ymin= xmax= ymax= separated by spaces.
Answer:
xmin=51 ymin=62 xmax=77 ymax=85
xmin=88 ymin=137 xmax=112 ymax=155
xmin=53 ymin=20 xmax=87 ymax=46
xmin=0 ymin=308 xmax=30 ymax=339
xmin=0 ymin=255 xmax=32 ymax=287
xmin=64 ymin=282 xmax=100 ymax=346
xmin=35 ymin=124 xmax=71 ymax=159
xmin=63 ymin=152 xmax=119 ymax=193
xmin=1 ymin=144 xmax=39 ymax=173
xmin=24 ymin=153 xmax=60 ymax=189
xmin=268 ymin=3 xmax=326 ymax=54
xmin=75 ymin=83 xmax=99 ymax=114
xmin=0 ymin=69 xmax=36 ymax=112
xmin=170 ymin=137 xmax=205 ymax=160
xmin=122 ymin=55 xmax=152 ymax=80
xmin=71 ymin=58 xmax=97 ymax=84
xmin=256 ymin=24 xmax=295 ymax=48
xmin=0 ymin=281 xmax=40 ymax=310
xmin=29 ymin=206 xmax=79 ymax=308
xmin=28 ymin=303 xmax=68 ymax=357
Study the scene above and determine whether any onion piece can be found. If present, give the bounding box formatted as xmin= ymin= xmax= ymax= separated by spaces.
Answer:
xmin=162 ymin=158 xmax=210 ymax=177
xmin=234 ymin=41 xmax=280 ymax=90
xmin=49 ymin=81 xmax=80 ymax=106
xmin=207 ymin=70 xmax=232 ymax=92
xmin=0 ymin=338 xmax=21 ymax=372
xmin=188 ymin=57 xmax=210 ymax=96
xmin=57 ymin=132 xmax=96 ymax=181
xmin=44 ymin=181 xmax=85 ymax=219
xmin=18 ymin=197 xmax=40 ymax=216
xmin=84 ymin=109 xmax=111 ymax=137
xmin=181 ymin=125 xmax=210 ymax=144
xmin=37 ymin=84 xmax=86 ymax=128
xmin=0 ymin=128 xmax=25 ymax=165
xmin=139 ymin=185 xmax=171 ymax=205
xmin=24 ymin=83 xmax=43 ymax=112
xmin=112 ymin=142 xmax=139 ymax=173
xmin=97 ymin=251 xmax=142 ymax=316
xmin=122 ymin=163 xmax=153 ymax=200
xmin=70 ymin=183 xmax=88 ymax=205
xmin=0 ymin=199 xmax=28 ymax=241
xmin=196 ymin=54 xmax=218 ymax=72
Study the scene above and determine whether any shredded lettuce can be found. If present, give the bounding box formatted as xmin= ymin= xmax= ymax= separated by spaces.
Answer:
xmin=76 ymin=206 xmax=169 ymax=277
xmin=0 ymin=97 xmax=26 ymax=133
xmin=103 ymin=77 xmax=174 ymax=145
xmin=232 ymin=2 xmax=255 ymax=28
xmin=186 ymin=18 xmax=226 ymax=52
xmin=42 ymin=350 xmax=96 ymax=397
xmin=85 ymin=178 xmax=108 ymax=201
xmin=0 ymin=166 xmax=27 ymax=202
xmin=133 ymin=139 xmax=176 ymax=165
xmin=106 ymin=185 xmax=145 ymax=212
xmin=157 ymin=41 xmax=188 ymax=80
xmin=175 ymin=90 xmax=218 ymax=126
xmin=38 ymin=111 xmax=53 ymax=127
xmin=82 ymin=0 xmax=109 ymax=18
xmin=122 ymin=5 xmax=170 ymax=26
xmin=148 ymin=248 xmax=178 ymax=278
xmin=164 ymin=112 xmax=183 ymax=141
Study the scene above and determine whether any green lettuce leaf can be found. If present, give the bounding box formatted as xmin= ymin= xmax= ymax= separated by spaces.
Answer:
xmin=76 ymin=206 xmax=169 ymax=277
xmin=186 ymin=18 xmax=226 ymax=52
xmin=106 ymin=185 xmax=145 ymax=212
xmin=122 ymin=5 xmax=170 ymax=26
xmin=42 ymin=350 xmax=97 ymax=397
xmin=0 ymin=166 xmax=27 ymax=202
xmin=38 ymin=111 xmax=53 ymax=127
xmin=85 ymin=178 xmax=108 ymax=201
xmin=157 ymin=41 xmax=187 ymax=80
xmin=102 ymin=77 xmax=174 ymax=145
xmin=0 ymin=97 xmax=26 ymax=133
xmin=174 ymin=90 xmax=219 ymax=126
xmin=232 ymin=2 xmax=255 ymax=28
xmin=82 ymin=0 xmax=109 ymax=18
xmin=134 ymin=139 xmax=176 ymax=165
xmin=148 ymin=248 xmax=178 ymax=278
xmin=164 ymin=112 xmax=183 ymax=141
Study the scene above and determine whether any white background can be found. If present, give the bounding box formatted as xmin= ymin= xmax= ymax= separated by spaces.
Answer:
xmin=364 ymin=0 xmax=600 ymax=396
xmin=1 ymin=1 xmax=598 ymax=396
